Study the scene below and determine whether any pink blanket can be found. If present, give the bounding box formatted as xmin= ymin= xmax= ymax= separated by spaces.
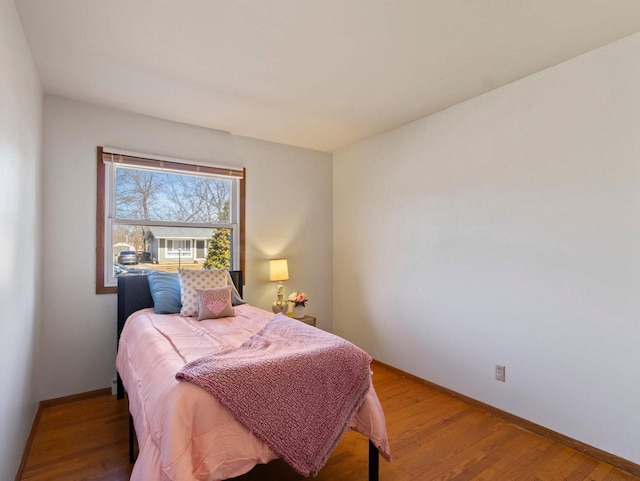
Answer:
xmin=176 ymin=313 xmax=372 ymax=476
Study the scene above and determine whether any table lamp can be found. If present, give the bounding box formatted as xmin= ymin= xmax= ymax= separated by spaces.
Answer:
xmin=269 ymin=258 xmax=289 ymax=314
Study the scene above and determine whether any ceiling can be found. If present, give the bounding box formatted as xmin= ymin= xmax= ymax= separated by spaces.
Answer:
xmin=16 ymin=0 xmax=640 ymax=152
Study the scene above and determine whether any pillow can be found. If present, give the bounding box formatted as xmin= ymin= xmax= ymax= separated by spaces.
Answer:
xmin=226 ymin=271 xmax=246 ymax=306
xmin=178 ymin=268 xmax=228 ymax=317
xmin=196 ymin=286 xmax=235 ymax=320
xmin=147 ymin=271 xmax=181 ymax=314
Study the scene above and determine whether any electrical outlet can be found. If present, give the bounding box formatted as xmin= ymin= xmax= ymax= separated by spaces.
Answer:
xmin=495 ymin=365 xmax=506 ymax=382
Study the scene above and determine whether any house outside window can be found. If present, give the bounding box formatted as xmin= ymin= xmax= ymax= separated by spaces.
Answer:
xmin=97 ymin=147 xmax=245 ymax=293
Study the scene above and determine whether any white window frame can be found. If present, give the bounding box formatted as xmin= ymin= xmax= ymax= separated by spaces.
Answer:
xmin=98 ymin=147 xmax=243 ymax=292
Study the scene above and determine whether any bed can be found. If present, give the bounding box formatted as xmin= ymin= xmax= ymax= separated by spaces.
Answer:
xmin=115 ymin=271 xmax=391 ymax=481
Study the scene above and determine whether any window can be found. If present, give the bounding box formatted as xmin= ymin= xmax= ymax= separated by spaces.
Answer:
xmin=166 ymin=239 xmax=192 ymax=257
xmin=96 ymin=147 xmax=245 ymax=294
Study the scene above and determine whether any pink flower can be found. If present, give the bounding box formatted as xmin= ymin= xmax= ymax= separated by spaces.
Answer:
xmin=288 ymin=291 xmax=309 ymax=307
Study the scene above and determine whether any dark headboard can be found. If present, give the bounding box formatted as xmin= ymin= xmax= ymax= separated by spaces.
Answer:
xmin=116 ymin=270 xmax=243 ymax=398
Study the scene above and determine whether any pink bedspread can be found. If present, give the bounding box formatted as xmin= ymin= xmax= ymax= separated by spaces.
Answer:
xmin=116 ymin=304 xmax=391 ymax=481
xmin=176 ymin=314 xmax=372 ymax=476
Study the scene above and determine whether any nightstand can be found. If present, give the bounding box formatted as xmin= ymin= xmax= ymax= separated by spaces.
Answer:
xmin=285 ymin=313 xmax=316 ymax=327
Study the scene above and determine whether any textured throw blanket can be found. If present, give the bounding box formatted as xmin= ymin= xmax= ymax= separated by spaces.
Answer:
xmin=175 ymin=313 xmax=372 ymax=476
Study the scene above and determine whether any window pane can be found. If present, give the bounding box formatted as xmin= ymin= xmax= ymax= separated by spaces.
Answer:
xmin=98 ymin=147 xmax=244 ymax=293
xmin=115 ymin=166 xmax=232 ymax=223
xmin=112 ymin=224 xmax=232 ymax=276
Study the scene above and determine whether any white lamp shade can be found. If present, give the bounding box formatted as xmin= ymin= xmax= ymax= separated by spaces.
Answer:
xmin=269 ymin=259 xmax=289 ymax=281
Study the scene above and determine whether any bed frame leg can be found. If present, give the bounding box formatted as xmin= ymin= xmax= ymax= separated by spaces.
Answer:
xmin=368 ymin=440 xmax=379 ymax=481
xmin=129 ymin=414 xmax=135 ymax=464
xmin=117 ymin=373 xmax=124 ymax=400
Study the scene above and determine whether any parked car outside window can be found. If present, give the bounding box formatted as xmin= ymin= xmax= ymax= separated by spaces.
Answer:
xmin=117 ymin=250 xmax=138 ymax=265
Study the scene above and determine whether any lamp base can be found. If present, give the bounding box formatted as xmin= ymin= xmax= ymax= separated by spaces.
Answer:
xmin=272 ymin=300 xmax=288 ymax=314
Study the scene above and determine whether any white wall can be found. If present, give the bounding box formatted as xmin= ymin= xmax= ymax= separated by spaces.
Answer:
xmin=334 ymin=33 xmax=640 ymax=464
xmin=40 ymin=96 xmax=332 ymax=400
xmin=0 ymin=0 xmax=42 ymax=478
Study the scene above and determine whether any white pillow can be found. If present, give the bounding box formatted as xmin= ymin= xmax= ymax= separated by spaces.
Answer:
xmin=178 ymin=268 xmax=228 ymax=317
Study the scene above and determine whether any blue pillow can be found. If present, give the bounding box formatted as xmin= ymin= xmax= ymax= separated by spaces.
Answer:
xmin=147 ymin=271 xmax=182 ymax=314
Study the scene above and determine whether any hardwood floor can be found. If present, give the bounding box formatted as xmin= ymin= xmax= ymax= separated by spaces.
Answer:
xmin=19 ymin=363 xmax=638 ymax=481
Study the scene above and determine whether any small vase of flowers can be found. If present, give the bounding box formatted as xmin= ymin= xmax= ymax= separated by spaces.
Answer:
xmin=288 ymin=291 xmax=308 ymax=319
